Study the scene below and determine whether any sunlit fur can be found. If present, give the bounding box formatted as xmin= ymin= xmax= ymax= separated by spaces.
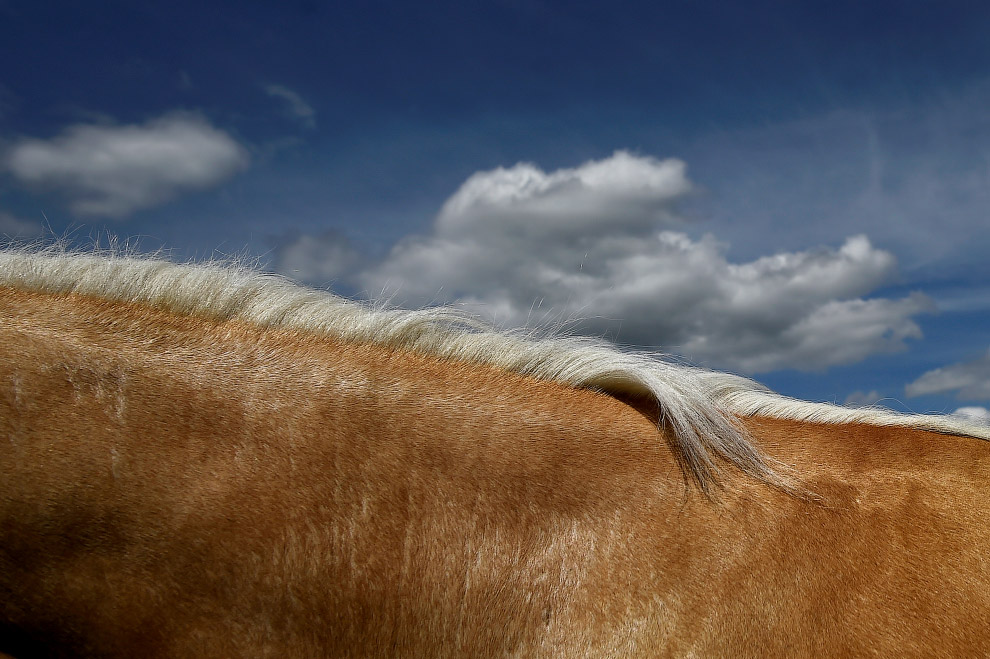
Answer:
xmin=2 ymin=248 xmax=989 ymax=656
xmin=1 ymin=248 xmax=986 ymax=490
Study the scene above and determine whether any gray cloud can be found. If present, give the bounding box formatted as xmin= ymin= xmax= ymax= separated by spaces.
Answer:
xmin=273 ymin=230 xmax=362 ymax=284
xmin=4 ymin=112 xmax=249 ymax=218
xmin=0 ymin=211 xmax=44 ymax=238
xmin=906 ymin=349 xmax=990 ymax=400
xmin=844 ymin=390 xmax=883 ymax=407
xmin=358 ymin=151 xmax=932 ymax=373
xmin=264 ymin=84 xmax=316 ymax=129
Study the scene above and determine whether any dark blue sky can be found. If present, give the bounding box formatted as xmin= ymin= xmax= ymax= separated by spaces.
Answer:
xmin=2 ymin=0 xmax=989 ymax=415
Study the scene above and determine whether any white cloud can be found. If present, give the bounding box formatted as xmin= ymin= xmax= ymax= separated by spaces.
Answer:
xmin=953 ymin=406 xmax=990 ymax=421
xmin=273 ymin=231 xmax=362 ymax=284
xmin=3 ymin=112 xmax=249 ymax=218
xmin=906 ymin=349 xmax=990 ymax=400
xmin=436 ymin=150 xmax=692 ymax=238
xmin=358 ymin=151 xmax=932 ymax=373
xmin=264 ymin=84 xmax=316 ymax=128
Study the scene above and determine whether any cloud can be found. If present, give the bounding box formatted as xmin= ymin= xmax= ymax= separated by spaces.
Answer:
xmin=358 ymin=151 xmax=933 ymax=373
xmin=273 ymin=230 xmax=362 ymax=284
xmin=645 ymin=84 xmax=990 ymax=312
xmin=3 ymin=113 xmax=249 ymax=218
xmin=844 ymin=390 xmax=883 ymax=407
xmin=264 ymin=84 xmax=316 ymax=128
xmin=0 ymin=211 xmax=43 ymax=238
xmin=436 ymin=150 xmax=692 ymax=238
xmin=906 ymin=349 xmax=990 ymax=400
xmin=953 ymin=406 xmax=990 ymax=421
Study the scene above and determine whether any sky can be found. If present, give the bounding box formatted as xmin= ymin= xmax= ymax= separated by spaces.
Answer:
xmin=1 ymin=0 xmax=989 ymax=418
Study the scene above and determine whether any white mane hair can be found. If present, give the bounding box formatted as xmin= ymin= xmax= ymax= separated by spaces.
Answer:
xmin=2 ymin=246 xmax=988 ymax=493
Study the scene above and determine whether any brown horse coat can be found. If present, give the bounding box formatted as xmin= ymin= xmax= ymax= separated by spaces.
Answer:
xmin=1 ymin=255 xmax=989 ymax=657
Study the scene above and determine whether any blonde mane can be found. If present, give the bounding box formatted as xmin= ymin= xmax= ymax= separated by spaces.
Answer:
xmin=2 ymin=247 xmax=987 ymax=492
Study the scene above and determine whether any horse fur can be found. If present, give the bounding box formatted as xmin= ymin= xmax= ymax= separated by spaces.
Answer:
xmin=1 ymin=249 xmax=990 ymax=656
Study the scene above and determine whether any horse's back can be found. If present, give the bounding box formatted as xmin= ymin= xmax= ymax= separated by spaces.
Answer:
xmin=1 ymin=286 xmax=989 ymax=657
xmin=714 ymin=417 xmax=990 ymax=655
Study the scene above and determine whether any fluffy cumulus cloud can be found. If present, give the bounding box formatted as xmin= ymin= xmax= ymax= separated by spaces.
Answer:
xmin=435 ymin=150 xmax=693 ymax=239
xmin=906 ymin=349 xmax=990 ymax=400
xmin=3 ymin=113 xmax=249 ymax=218
xmin=264 ymin=84 xmax=316 ymax=129
xmin=358 ymin=151 xmax=933 ymax=373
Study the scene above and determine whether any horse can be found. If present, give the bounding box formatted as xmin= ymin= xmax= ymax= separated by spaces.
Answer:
xmin=1 ymin=248 xmax=988 ymax=657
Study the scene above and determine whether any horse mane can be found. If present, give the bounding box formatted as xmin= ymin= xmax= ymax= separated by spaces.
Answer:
xmin=2 ymin=246 xmax=988 ymax=493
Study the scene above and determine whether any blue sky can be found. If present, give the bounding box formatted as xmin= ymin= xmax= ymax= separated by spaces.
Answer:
xmin=2 ymin=0 xmax=989 ymax=417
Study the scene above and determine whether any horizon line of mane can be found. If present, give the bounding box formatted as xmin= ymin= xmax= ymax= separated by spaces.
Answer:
xmin=0 ymin=244 xmax=987 ymax=496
